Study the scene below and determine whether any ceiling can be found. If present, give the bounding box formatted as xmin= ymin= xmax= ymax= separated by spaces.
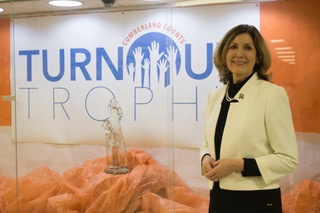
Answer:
xmin=0 ymin=0 xmax=274 ymax=18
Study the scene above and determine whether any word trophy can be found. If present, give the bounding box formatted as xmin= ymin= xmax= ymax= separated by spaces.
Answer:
xmin=103 ymin=98 xmax=131 ymax=175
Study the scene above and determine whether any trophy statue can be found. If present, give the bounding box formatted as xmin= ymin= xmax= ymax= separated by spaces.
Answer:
xmin=103 ymin=98 xmax=131 ymax=174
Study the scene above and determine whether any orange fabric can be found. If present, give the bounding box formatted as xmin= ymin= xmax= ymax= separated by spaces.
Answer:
xmin=0 ymin=149 xmax=209 ymax=213
xmin=261 ymin=0 xmax=320 ymax=133
xmin=0 ymin=18 xmax=11 ymax=126
xmin=0 ymin=149 xmax=319 ymax=212
xmin=282 ymin=180 xmax=320 ymax=213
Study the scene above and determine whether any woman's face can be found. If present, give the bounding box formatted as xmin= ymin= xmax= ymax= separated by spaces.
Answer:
xmin=226 ymin=33 xmax=257 ymax=83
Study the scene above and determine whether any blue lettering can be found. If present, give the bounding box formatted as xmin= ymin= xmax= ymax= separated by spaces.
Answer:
xmin=71 ymin=48 xmax=92 ymax=81
xmin=53 ymin=87 xmax=70 ymax=119
xmin=18 ymin=43 xmax=215 ymax=84
xmin=43 ymin=49 xmax=65 ymax=82
xmin=19 ymin=50 xmax=40 ymax=81
xmin=85 ymin=86 xmax=115 ymax=121
xmin=185 ymin=43 xmax=213 ymax=80
xmin=96 ymin=47 xmax=124 ymax=80
xmin=134 ymin=87 xmax=153 ymax=121
xmin=172 ymin=86 xmax=198 ymax=121
xmin=19 ymin=87 xmax=38 ymax=119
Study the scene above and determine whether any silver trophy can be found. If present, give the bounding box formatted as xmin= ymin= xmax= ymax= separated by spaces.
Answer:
xmin=103 ymin=98 xmax=131 ymax=174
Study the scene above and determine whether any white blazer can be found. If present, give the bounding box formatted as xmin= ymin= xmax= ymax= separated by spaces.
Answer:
xmin=200 ymin=73 xmax=298 ymax=191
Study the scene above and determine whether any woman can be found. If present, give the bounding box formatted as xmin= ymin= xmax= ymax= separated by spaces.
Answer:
xmin=200 ymin=24 xmax=298 ymax=213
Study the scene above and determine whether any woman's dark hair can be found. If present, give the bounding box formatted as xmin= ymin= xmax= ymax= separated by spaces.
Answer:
xmin=214 ymin=24 xmax=272 ymax=83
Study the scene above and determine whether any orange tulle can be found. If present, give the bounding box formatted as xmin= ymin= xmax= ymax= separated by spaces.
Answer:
xmin=0 ymin=149 xmax=319 ymax=213
xmin=0 ymin=149 xmax=209 ymax=213
xmin=282 ymin=179 xmax=320 ymax=213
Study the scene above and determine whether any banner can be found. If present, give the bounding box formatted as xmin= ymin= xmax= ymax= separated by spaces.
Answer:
xmin=14 ymin=3 xmax=259 ymax=147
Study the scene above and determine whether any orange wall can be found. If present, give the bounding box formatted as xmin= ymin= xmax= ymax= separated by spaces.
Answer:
xmin=261 ymin=0 xmax=320 ymax=133
xmin=0 ymin=18 xmax=11 ymax=126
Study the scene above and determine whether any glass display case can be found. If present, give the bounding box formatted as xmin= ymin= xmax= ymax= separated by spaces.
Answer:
xmin=0 ymin=0 xmax=319 ymax=212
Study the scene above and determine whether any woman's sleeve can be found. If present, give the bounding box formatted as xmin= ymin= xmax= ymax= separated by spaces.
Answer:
xmin=200 ymin=92 xmax=214 ymax=169
xmin=255 ymin=86 xmax=298 ymax=185
xmin=242 ymin=158 xmax=261 ymax=176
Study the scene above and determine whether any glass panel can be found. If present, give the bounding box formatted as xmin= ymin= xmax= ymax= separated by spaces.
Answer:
xmin=0 ymin=2 xmax=18 ymax=212
xmin=5 ymin=1 xmax=179 ymax=212
xmin=260 ymin=2 xmax=320 ymax=213
xmin=0 ymin=0 xmax=318 ymax=212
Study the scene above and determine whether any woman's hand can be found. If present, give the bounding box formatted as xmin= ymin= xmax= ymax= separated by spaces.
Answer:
xmin=201 ymin=155 xmax=218 ymax=181
xmin=203 ymin=158 xmax=244 ymax=181
xmin=201 ymin=155 xmax=215 ymax=173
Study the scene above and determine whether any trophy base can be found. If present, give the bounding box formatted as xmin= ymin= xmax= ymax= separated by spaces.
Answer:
xmin=105 ymin=167 xmax=132 ymax=175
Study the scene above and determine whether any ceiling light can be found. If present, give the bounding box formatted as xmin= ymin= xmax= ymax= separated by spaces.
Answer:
xmin=270 ymin=39 xmax=284 ymax=43
xmin=174 ymin=0 xmax=242 ymax=7
xmin=278 ymin=55 xmax=295 ymax=58
xmin=276 ymin=51 xmax=295 ymax=55
xmin=48 ymin=0 xmax=83 ymax=7
xmin=0 ymin=8 xmax=4 ymax=12
xmin=275 ymin=47 xmax=292 ymax=50
xmin=282 ymin=59 xmax=295 ymax=62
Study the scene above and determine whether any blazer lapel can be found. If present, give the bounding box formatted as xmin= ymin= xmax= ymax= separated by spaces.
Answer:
xmin=207 ymin=85 xmax=227 ymax=159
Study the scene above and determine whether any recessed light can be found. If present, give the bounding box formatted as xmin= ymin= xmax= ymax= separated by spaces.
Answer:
xmin=48 ymin=0 xmax=83 ymax=7
xmin=270 ymin=39 xmax=284 ymax=43
xmin=0 ymin=8 xmax=4 ymax=12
